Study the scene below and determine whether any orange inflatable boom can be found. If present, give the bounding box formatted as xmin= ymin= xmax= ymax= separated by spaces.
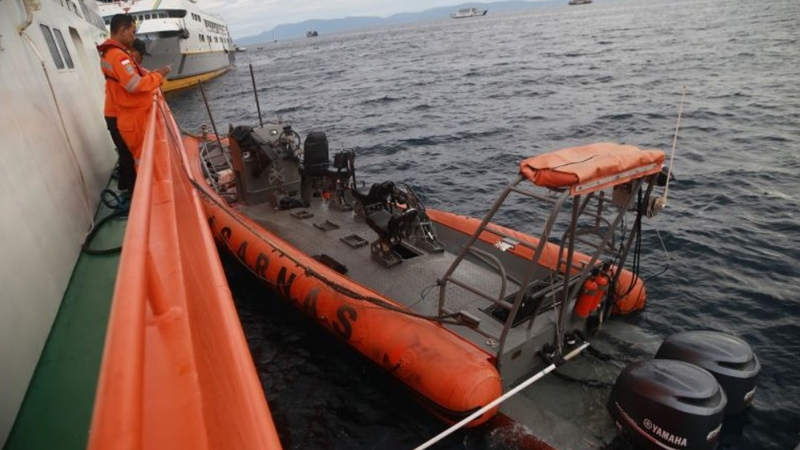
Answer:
xmin=88 ymin=95 xmax=282 ymax=450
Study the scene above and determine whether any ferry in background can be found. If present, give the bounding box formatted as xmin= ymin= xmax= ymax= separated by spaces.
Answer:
xmin=450 ymin=7 xmax=488 ymax=18
xmin=568 ymin=0 xmax=593 ymax=5
xmin=97 ymin=0 xmax=235 ymax=92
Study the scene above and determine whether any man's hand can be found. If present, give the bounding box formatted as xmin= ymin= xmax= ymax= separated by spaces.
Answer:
xmin=155 ymin=65 xmax=172 ymax=76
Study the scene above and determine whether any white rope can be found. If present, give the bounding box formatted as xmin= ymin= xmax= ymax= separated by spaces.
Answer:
xmin=412 ymin=342 xmax=591 ymax=450
xmin=662 ymin=86 xmax=686 ymax=207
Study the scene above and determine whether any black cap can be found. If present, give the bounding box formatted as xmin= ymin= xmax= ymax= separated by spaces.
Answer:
xmin=131 ymin=39 xmax=151 ymax=56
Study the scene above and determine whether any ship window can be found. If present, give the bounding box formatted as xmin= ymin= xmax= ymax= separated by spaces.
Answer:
xmin=199 ymin=34 xmax=204 ymax=41
xmin=40 ymin=25 xmax=65 ymax=69
xmin=160 ymin=13 xmax=166 ymax=18
xmin=53 ymin=28 xmax=74 ymax=68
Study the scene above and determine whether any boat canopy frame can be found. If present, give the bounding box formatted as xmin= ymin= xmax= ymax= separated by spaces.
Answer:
xmin=437 ymin=144 xmax=663 ymax=373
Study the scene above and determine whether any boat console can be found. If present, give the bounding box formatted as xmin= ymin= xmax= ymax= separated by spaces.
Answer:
xmin=227 ymin=124 xmax=302 ymax=206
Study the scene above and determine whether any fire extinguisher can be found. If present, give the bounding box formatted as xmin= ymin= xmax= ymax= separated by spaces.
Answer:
xmin=574 ymin=269 xmax=609 ymax=318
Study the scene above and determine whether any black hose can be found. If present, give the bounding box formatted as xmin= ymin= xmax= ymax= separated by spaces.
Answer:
xmin=82 ymin=189 xmax=130 ymax=255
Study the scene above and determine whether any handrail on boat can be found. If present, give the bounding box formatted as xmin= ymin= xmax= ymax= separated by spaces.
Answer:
xmin=88 ymin=94 xmax=282 ymax=450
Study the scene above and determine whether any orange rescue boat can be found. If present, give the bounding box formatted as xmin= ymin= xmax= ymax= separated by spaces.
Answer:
xmin=181 ymin=121 xmax=666 ymax=428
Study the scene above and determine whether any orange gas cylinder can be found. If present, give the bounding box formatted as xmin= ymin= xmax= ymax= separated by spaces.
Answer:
xmin=574 ymin=276 xmax=600 ymax=318
xmin=595 ymin=270 xmax=610 ymax=306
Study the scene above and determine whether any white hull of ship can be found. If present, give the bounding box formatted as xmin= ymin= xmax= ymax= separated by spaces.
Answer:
xmin=150 ymin=48 xmax=234 ymax=80
xmin=0 ymin=0 xmax=114 ymax=444
xmin=139 ymin=36 xmax=234 ymax=90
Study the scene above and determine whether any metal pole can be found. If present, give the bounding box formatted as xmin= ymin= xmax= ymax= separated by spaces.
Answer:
xmin=556 ymin=197 xmax=581 ymax=354
xmin=412 ymin=342 xmax=590 ymax=450
xmin=198 ymin=80 xmax=228 ymax=166
xmin=250 ymin=63 xmax=264 ymax=127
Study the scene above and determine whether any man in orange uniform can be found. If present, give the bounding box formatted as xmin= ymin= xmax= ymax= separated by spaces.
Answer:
xmin=98 ymin=14 xmax=170 ymax=170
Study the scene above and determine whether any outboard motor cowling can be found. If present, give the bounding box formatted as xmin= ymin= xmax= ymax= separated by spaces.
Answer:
xmin=608 ymin=359 xmax=726 ymax=450
xmin=655 ymin=331 xmax=760 ymax=414
xmin=303 ymin=131 xmax=329 ymax=176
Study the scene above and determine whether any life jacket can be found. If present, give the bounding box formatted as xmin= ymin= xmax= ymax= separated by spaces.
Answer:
xmin=98 ymin=39 xmax=129 ymax=117
xmin=97 ymin=38 xmax=163 ymax=113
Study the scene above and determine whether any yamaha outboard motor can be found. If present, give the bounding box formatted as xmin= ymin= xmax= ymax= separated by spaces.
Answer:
xmin=655 ymin=331 xmax=760 ymax=414
xmin=303 ymin=131 xmax=329 ymax=176
xmin=608 ymin=359 xmax=726 ymax=450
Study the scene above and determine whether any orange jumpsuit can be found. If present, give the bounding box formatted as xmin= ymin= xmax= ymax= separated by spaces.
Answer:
xmin=98 ymin=39 xmax=164 ymax=168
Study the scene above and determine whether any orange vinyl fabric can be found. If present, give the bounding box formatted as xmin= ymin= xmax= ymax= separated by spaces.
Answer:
xmin=88 ymin=95 xmax=282 ymax=450
xmin=519 ymin=143 xmax=664 ymax=195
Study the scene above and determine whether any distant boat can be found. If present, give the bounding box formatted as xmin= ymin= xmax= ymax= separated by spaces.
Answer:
xmin=568 ymin=0 xmax=593 ymax=5
xmin=306 ymin=30 xmax=319 ymax=37
xmin=234 ymin=44 xmax=246 ymax=52
xmin=450 ymin=7 xmax=488 ymax=18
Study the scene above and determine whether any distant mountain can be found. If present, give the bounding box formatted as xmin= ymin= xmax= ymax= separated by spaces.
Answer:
xmin=237 ymin=1 xmax=563 ymax=45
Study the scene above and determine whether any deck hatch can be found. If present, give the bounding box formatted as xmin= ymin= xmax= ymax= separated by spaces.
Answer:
xmin=291 ymin=210 xmax=314 ymax=219
xmin=340 ymin=234 xmax=369 ymax=248
xmin=313 ymin=220 xmax=340 ymax=231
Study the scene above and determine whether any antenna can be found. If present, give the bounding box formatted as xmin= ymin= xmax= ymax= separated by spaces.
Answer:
xmin=647 ymin=86 xmax=686 ymax=217
xmin=664 ymin=86 xmax=685 ymax=205
xmin=198 ymin=80 xmax=228 ymax=166
xmin=249 ymin=64 xmax=264 ymax=127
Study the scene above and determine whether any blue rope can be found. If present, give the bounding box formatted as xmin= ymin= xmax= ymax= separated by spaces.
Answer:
xmin=101 ymin=188 xmax=130 ymax=212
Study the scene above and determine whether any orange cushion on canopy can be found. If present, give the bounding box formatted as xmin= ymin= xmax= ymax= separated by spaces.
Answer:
xmin=519 ymin=143 xmax=664 ymax=194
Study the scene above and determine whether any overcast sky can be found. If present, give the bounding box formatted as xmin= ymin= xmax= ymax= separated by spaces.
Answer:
xmin=203 ymin=0 xmax=499 ymax=39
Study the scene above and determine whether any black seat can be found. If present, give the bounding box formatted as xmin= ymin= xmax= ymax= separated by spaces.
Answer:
xmin=366 ymin=208 xmax=418 ymax=240
xmin=365 ymin=208 xmax=418 ymax=267
xmin=352 ymin=180 xmax=394 ymax=205
xmin=389 ymin=208 xmax=418 ymax=239
xmin=352 ymin=181 xmax=395 ymax=216
xmin=324 ymin=150 xmax=355 ymax=190
xmin=303 ymin=131 xmax=330 ymax=177
xmin=365 ymin=210 xmax=393 ymax=237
